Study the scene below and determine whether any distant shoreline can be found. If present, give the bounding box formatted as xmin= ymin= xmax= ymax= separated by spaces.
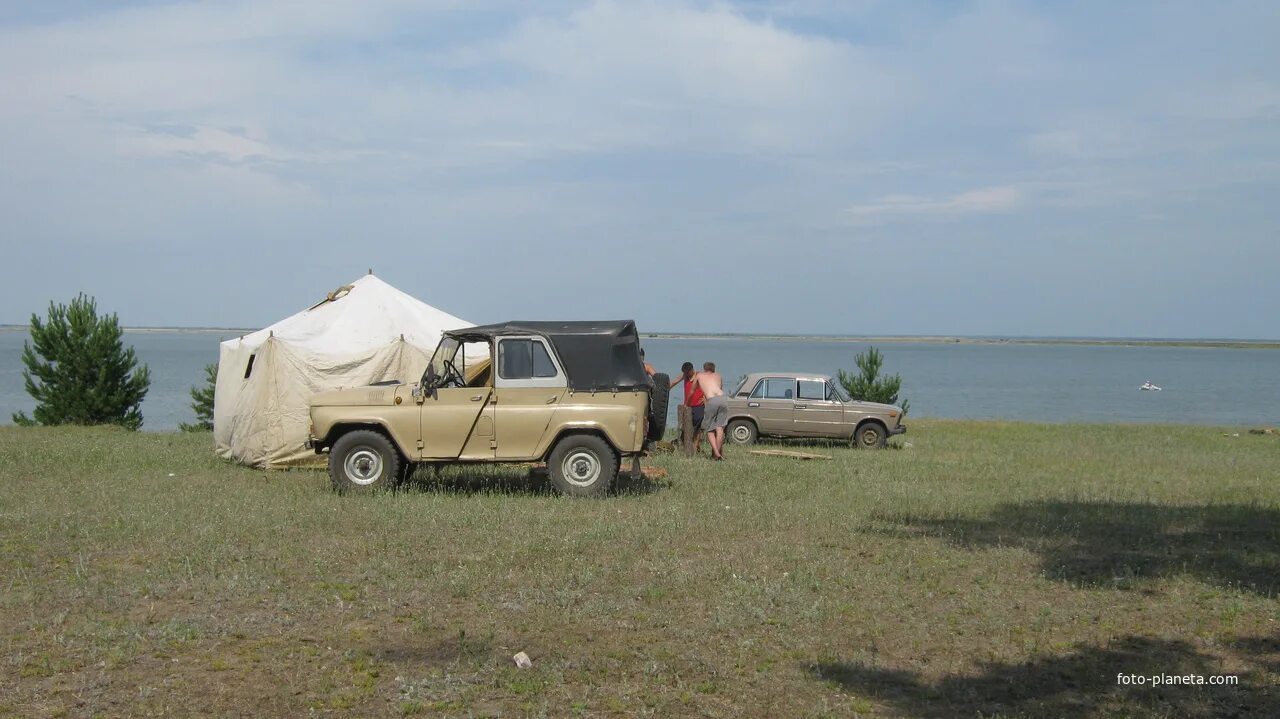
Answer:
xmin=641 ymin=333 xmax=1280 ymax=349
xmin=2 ymin=325 xmax=1277 ymax=349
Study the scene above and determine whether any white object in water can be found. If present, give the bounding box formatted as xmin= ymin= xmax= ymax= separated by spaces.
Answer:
xmin=1139 ymin=381 xmax=1162 ymax=391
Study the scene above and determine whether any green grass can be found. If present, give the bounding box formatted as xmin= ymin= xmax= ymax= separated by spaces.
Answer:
xmin=2 ymin=421 xmax=1278 ymax=717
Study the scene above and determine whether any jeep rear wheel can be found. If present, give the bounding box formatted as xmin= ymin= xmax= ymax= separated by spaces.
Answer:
xmin=646 ymin=373 xmax=670 ymax=442
xmin=727 ymin=419 xmax=758 ymax=445
xmin=548 ymin=434 xmax=617 ymax=498
xmin=329 ymin=429 xmax=405 ymax=493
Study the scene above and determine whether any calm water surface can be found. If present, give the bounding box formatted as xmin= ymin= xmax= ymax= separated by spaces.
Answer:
xmin=1 ymin=331 xmax=1277 ymax=430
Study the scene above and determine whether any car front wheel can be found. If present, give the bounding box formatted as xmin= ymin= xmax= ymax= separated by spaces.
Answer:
xmin=853 ymin=422 xmax=887 ymax=449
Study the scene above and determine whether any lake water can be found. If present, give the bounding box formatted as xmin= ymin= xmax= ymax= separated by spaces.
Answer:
xmin=1 ymin=331 xmax=1277 ymax=430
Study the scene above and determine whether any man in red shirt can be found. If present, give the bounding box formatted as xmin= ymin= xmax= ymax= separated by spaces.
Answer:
xmin=669 ymin=362 xmax=705 ymax=453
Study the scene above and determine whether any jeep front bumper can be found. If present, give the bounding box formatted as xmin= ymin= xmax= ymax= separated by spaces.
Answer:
xmin=888 ymin=424 xmax=907 ymax=436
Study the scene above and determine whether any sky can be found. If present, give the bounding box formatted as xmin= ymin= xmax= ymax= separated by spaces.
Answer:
xmin=1 ymin=1 xmax=1277 ymax=338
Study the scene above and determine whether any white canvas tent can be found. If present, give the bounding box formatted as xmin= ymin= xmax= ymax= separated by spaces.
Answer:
xmin=214 ymin=274 xmax=470 ymax=469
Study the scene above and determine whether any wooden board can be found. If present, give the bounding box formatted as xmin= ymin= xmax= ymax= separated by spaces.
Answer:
xmin=747 ymin=449 xmax=833 ymax=461
xmin=640 ymin=466 xmax=669 ymax=480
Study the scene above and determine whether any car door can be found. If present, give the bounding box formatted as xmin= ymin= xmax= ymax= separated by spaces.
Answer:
xmin=792 ymin=379 xmax=845 ymax=437
xmin=745 ymin=377 xmax=798 ymax=435
xmin=493 ymin=336 xmax=567 ymax=460
xmin=419 ymin=385 xmax=491 ymax=459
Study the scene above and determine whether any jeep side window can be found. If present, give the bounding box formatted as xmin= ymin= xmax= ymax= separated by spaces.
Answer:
xmin=531 ymin=342 xmax=556 ymax=377
xmin=498 ymin=339 xmax=558 ymax=380
xmin=798 ymin=380 xmax=825 ymax=400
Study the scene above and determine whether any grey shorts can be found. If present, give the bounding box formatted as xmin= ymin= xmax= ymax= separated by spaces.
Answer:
xmin=701 ymin=396 xmax=729 ymax=431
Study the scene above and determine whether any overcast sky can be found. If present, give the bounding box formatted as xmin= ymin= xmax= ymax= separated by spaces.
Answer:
xmin=1 ymin=1 xmax=1277 ymax=338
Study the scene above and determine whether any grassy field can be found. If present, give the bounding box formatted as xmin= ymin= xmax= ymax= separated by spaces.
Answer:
xmin=2 ymin=420 xmax=1278 ymax=717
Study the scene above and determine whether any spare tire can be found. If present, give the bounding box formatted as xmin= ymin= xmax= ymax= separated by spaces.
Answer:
xmin=646 ymin=372 xmax=670 ymax=442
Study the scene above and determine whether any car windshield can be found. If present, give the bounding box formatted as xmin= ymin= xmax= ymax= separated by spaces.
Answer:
xmin=425 ymin=337 xmax=460 ymax=385
xmin=828 ymin=381 xmax=851 ymax=402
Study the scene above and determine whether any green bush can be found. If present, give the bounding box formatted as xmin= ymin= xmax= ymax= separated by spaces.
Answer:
xmin=13 ymin=294 xmax=151 ymax=430
xmin=837 ymin=346 xmax=909 ymax=415
xmin=180 ymin=363 xmax=217 ymax=432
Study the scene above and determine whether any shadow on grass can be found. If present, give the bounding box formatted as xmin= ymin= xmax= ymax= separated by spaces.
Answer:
xmin=806 ymin=635 xmax=1277 ymax=718
xmin=875 ymin=501 xmax=1280 ymax=595
xmin=400 ymin=465 xmax=666 ymax=497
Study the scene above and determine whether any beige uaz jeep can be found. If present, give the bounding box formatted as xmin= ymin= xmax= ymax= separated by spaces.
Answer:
xmin=307 ymin=321 xmax=669 ymax=496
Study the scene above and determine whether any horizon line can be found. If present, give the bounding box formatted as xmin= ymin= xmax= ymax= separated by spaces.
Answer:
xmin=1 ymin=323 xmax=1278 ymax=344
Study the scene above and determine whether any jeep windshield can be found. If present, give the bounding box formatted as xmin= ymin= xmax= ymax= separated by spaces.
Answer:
xmin=425 ymin=337 xmax=461 ymax=386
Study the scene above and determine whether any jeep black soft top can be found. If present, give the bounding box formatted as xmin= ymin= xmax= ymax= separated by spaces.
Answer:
xmin=444 ymin=320 xmax=651 ymax=392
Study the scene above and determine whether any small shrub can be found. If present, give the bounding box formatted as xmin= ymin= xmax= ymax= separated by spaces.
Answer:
xmin=837 ymin=346 xmax=909 ymax=414
xmin=13 ymin=294 xmax=151 ymax=430
xmin=180 ymin=363 xmax=217 ymax=432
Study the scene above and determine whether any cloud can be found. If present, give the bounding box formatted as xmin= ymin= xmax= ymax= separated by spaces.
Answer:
xmin=118 ymin=125 xmax=277 ymax=163
xmin=0 ymin=1 xmax=1277 ymax=337
xmin=0 ymin=0 xmax=900 ymax=165
xmin=847 ymin=186 xmax=1023 ymax=221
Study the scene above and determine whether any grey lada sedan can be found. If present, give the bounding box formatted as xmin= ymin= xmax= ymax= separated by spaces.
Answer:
xmin=724 ymin=372 xmax=905 ymax=448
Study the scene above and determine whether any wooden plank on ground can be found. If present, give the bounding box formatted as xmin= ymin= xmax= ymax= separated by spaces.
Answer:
xmin=640 ymin=466 xmax=669 ymax=480
xmin=747 ymin=449 xmax=833 ymax=461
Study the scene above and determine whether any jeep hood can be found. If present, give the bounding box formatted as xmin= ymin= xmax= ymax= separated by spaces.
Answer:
xmin=310 ymin=383 xmax=407 ymax=407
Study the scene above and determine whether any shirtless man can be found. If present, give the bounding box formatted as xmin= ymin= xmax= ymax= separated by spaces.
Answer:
xmin=695 ymin=361 xmax=728 ymax=460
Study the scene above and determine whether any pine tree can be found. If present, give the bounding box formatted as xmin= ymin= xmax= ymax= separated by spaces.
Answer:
xmin=13 ymin=294 xmax=151 ymax=430
xmin=180 ymin=363 xmax=217 ymax=432
xmin=837 ymin=346 xmax=909 ymax=415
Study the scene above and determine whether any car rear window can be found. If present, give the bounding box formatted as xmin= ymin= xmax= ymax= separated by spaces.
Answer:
xmin=750 ymin=378 xmax=795 ymax=400
xmin=798 ymin=380 xmax=825 ymax=400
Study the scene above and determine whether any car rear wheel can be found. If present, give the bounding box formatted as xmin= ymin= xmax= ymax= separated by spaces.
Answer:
xmin=548 ymin=434 xmax=617 ymax=498
xmin=727 ymin=419 xmax=758 ymax=445
xmin=329 ymin=429 xmax=405 ymax=493
xmin=853 ymin=421 xmax=887 ymax=449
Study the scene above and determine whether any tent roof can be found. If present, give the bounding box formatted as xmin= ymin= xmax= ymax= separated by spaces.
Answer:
xmin=222 ymin=274 xmax=469 ymax=353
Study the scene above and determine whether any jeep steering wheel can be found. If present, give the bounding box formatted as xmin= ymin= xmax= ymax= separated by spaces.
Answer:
xmin=441 ymin=359 xmax=465 ymax=388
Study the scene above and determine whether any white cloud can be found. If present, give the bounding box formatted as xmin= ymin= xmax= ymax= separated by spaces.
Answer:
xmin=118 ymin=126 xmax=276 ymax=163
xmin=847 ymin=186 xmax=1023 ymax=221
xmin=0 ymin=0 xmax=904 ymax=183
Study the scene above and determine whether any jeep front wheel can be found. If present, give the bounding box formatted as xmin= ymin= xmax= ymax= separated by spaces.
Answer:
xmin=547 ymin=434 xmax=617 ymax=498
xmin=329 ymin=429 xmax=404 ymax=493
